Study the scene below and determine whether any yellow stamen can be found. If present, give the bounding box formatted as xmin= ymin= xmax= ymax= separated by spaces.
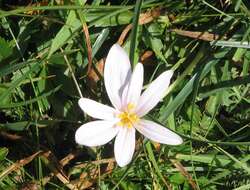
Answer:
xmin=117 ymin=103 xmax=139 ymax=128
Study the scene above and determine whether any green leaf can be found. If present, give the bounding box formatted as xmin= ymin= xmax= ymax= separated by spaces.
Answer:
xmin=0 ymin=84 xmax=10 ymax=105
xmin=0 ymin=147 xmax=8 ymax=161
xmin=145 ymin=142 xmax=169 ymax=187
xmin=144 ymin=23 xmax=166 ymax=62
xmin=0 ymin=119 xmax=64 ymax=131
xmin=89 ymin=10 xmax=133 ymax=27
xmin=187 ymin=104 xmax=202 ymax=126
xmin=205 ymin=96 xmax=218 ymax=115
xmin=0 ymin=121 xmax=30 ymax=131
xmin=0 ymin=37 xmax=12 ymax=61
xmin=211 ymin=40 xmax=250 ymax=49
xmin=0 ymin=85 xmax=61 ymax=109
xmin=48 ymin=10 xmax=81 ymax=57
xmin=37 ymin=66 xmax=50 ymax=112
xmin=169 ymin=173 xmax=185 ymax=185
xmin=232 ymin=48 xmax=247 ymax=62
xmin=234 ymin=184 xmax=250 ymax=190
xmin=0 ymin=61 xmax=41 ymax=102
xmin=129 ymin=0 xmax=142 ymax=67
xmin=159 ymin=48 xmax=229 ymax=123
xmin=199 ymin=75 xmax=250 ymax=98
xmin=0 ymin=61 xmax=29 ymax=78
xmin=176 ymin=154 xmax=250 ymax=168
xmin=92 ymin=28 xmax=110 ymax=57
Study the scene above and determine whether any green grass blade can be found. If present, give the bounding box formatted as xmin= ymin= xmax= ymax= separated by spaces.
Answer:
xmin=129 ymin=0 xmax=142 ymax=67
xmin=0 ymin=85 xmax=61 ymax=109
xmin=0 ymin=62 xmax=41 ymax=102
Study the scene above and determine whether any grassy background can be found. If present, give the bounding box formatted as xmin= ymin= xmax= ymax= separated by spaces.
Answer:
xmin=0 ymin=0 xmax=250 ymax=189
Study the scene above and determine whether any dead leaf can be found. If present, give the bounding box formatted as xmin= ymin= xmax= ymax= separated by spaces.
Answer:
xmin=25 ymin=1 xmax=48 ymax=15
xmin=0 ymin=151 xmax=42 ymax=180
xmin=82 ymin=22 xmax=93 ymax=75
xmin=171 ymin=29 xmax=222 ymax=41
xmin=170 ymin=159 xmax=198 ymax=190
xmin=87 ymin=58 xmax=104 ymax=87
xmin=118 ymin=7 xmax=161 ymax=45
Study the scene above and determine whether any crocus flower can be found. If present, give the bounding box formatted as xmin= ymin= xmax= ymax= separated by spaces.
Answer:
xmin=75 ymin=44 xmax=183 ymax=167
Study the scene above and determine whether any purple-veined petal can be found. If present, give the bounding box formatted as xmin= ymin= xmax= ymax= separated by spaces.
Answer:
xmin=135 ymin=119 xmax=183 ymax=145
xmin=75 ymin=121 xmax=118 ymax=147
xmin=78 ymin=98 xmax=116 ymax=120
xmin=136 ymin=70 xmax=173 ymax=117
xmin=122 ymin=63 xmax=143 ymax=109
xmin=104 ymin=44 xmax=131 ymax=110
xmin=114 ymin=127 xmax=135 ymax=167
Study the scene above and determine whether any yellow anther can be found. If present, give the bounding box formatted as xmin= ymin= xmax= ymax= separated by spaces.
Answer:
xmin=117 ymin=103 xmax=139 ymax=128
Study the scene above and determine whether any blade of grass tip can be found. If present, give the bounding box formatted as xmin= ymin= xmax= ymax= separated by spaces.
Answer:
xmin=92 ymin=28 xmax=109 ymax=58
xmin=88 ymin=28 xmax=110 ymax=80
xmin=129 ymin=0 xmax=142 ymax=68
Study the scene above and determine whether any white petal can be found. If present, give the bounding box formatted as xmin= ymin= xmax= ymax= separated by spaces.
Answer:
xmin=114 ymin=127 xmax=135 ymax=167
xmin=78 ymin=98 xmax=116 ymax=120
xmin=104 ymin=44 xmax=131 ymax=110
xmin=122 ymin=63 xmax=143 ymax=108
xmin=121 ymin=83 xmax=129 ymax=109
xmin=75 ymin=121 xmax=118 ymax=146
xmin=135 ymin=119 xmax=183 ymax=145
xmin=136 ymin=70 xmax=173 ymax=117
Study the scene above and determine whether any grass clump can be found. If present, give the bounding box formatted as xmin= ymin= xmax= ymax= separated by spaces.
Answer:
xmin=0 ymin=0 xmax=250 ymax=189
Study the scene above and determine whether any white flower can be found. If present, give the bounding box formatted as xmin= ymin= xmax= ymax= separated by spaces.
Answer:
xmin=75 ymin=44 xmax=183 ymax=167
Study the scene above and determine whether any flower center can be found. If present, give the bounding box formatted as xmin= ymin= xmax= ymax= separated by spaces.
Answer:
xmin=117 ymin=103 xmax=139 ymax=128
